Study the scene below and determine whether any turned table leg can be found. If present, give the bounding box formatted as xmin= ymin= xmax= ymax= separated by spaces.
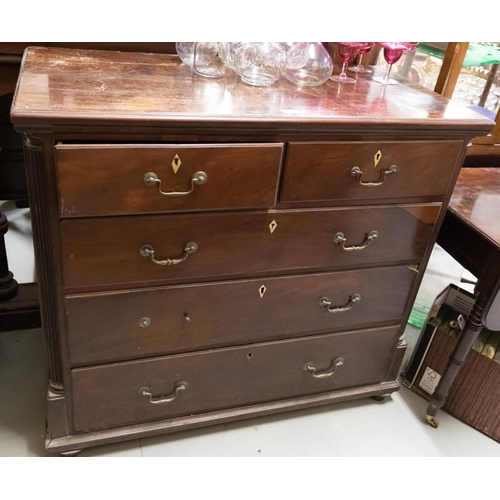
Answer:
xmin=426 ymin=293 xmax=487 ymax=427
xmin=0 ymin=210 xmax=18 ymax=300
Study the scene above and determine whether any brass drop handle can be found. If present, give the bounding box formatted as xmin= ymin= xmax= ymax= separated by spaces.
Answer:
xmin=351 ymin=165 xmax=397 ymax=187
xmin=143 ymin=171 xmax=207 ymax=197
xmin=138 ymin=381 xmax=188 ymax=404
xmin=319 ymin=293 xmax=361 ymax=313
xmin=140 ymin=242 xmax=198 ymax=266
xmin=303 ymin=357 xmax=344 ymax=379
xmin=334 ymin=230 xmax=378 ymax=251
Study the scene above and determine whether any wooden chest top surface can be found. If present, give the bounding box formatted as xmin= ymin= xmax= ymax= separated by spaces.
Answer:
xmin=10 ymin=46 xmax=493 ymax=136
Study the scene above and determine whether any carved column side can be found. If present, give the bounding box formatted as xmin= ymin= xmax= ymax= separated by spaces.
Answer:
xmin=23 ymin=134 xmax=63 ymax=392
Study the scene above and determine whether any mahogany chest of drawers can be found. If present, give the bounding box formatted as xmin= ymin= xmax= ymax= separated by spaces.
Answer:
xmin=11 ymin=47 xmax=493 ymax=455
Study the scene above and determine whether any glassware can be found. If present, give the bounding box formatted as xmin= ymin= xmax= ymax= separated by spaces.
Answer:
xmin=330 ymin=43 xmax=365 ymax=83
xmin=373 ymin=42 xmax=419 ymax=85
xmin=234 ymin=42 xmax=287 ymax=87
xmin=284 ymin=42 xmax=333 ymax=86
xmin=348 ymin=42 xmax=375 ymax=74
xmin=218 ymin=42 xmax=242 ymax=70
xmin=175 ymin=42 xmax=196 ymax=66
xmin=193 ymin=42 xmax=227 ymax=79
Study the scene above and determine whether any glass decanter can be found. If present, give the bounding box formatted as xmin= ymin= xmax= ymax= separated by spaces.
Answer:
xmin=234 ymin=42 xmax=287 ymax=87
xmin=218 ymin=42 xmax=242 ymax=70
xmin=284 ymin=42 xmax=333 ymax=86
xmin=175 ymin=42 xmax=196 ymax=66
xmin=193 ymin=42 xmax=227 ymax=79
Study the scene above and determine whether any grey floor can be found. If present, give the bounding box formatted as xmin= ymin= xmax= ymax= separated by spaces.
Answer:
xmin=1 ymin=200 xmax=500 ymax=457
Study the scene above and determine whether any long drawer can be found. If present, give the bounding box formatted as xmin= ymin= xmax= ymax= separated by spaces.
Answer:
xmin=280 ymin=141 xmax=462 ymax=204
xmin=60 ymin=205 xmax=439 ymax=291
xmin=71 ymin=325 xmax=400 ymax=432
xmin=66 ymin=266 xmax=416 ymax=365
xmin=55 ymin=143 xmax=284 ymax=217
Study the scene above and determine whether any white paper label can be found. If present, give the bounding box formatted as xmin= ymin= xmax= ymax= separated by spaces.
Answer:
xmin=419 ymin=367 xmax=441 ymax=395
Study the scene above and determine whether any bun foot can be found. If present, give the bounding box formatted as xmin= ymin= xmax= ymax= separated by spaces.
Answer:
xmin=371 ymin=394 xmax=390 ymax=402
xmin=60 ymin=449 xmax=82 ymax=456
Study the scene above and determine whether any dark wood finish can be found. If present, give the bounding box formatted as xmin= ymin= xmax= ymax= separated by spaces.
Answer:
xmin=71 ymin=326 xmax=400 ymax=432
xmin=11 ymin=47 xmax=493 ymax=137
xmin=66 ymin=266 xmax=415 ymax=365
xmin=0 ymin=282 xmax=41 ymax=331
xmin=280 ymin=141 xmax=462 ymax=204
xmin=55 ymin=144 xmax=283 ymax=217
xmin=10 ymin=47 xmax=492 ymax=454
xmin=60 ymin=205 xmax=439 ymax=292
xmin=426 ymin=167 xmax=500 ymax=424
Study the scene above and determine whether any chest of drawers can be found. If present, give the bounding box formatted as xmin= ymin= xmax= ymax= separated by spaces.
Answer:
xmin=11 ymin=47 xmax=493 ymax=455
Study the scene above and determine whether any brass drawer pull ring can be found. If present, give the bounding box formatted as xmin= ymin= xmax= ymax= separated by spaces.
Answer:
xmin=334 ymin=230 xmax=378 ymax=251
xmin=140 ymin=242 xmax=198 ymax=266
xmin=319 ymin=293 xmax=361 ymax=313
xmin=143 ymin=171 xmax=207 ymax=197
xmin=351 ymin=165 xmax=397 ymax=187
xmin=138 ymin=381 xmax=188 ymax=404
xmin=303 ymin=357 xmax=344 ymax=379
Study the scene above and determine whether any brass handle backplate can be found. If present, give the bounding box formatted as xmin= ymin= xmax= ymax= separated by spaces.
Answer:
xmin=351 ymin=165 xmax=397 ymax=187
xmin=319 ymin=293 xmax=361 ymax=313
xmin=140 ymin=242 xmax=198 ymax=266
xmin=143 ymin=171 xmax=207 ymax=197
xmin=138 ymin=381 xmax=188 ymax=404
xmin=303 ymin=357 xmax=344 ymax=379
xmin=334 ymin=230 xmax=378 ymax=251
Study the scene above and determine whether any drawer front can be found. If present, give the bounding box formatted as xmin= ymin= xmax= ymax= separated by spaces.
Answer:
xmin=60 ymin=205 xmax=439 ymax=291
xmin=71 ymin=325 xmax=400 ymax=432
xmin=66 ymin=266 xmax=416 ymax=365
xmin=55 ymin=144 xmax=283 ymax=217
xmin=280 ymin=141 xmax=462 ymax=204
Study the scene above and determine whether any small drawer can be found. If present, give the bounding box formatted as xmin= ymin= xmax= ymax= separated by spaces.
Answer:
xmin=60 ymin=204 xmax=439 ymax=291
xmin=280 ymin=141 xmax=463 ymax=204
xmin=66 ymin=266 xmax=416 ymax=365
xmin=55 ymin=143 xmax=283 ymax=217
xmin=71 ymin=325 xmax=400 ymax=432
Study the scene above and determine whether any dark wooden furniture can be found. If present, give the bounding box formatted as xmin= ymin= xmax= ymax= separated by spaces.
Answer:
xmin=10 ymin=46 xmax=492 ymax=455
xmin=426 ymin=167 xmax=500 ymax=427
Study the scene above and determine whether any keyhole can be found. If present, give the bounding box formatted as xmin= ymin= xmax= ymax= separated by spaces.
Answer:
xmin=174 ymin=158 xmax=179 ymax=166
xmin=247 ymin=352 xmax=253 ymax=361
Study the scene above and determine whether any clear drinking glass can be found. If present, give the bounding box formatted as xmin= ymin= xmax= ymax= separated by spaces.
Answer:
xmin=373 ymin=42 xmax=419 ymax=85
xmin=284 ymin=42 xmax=333 ymax=86
xmin=234 ymin=42 xmax=287 ymax=87
xmin=348 ymin=42 xmax=375 ymax=74
xmin=175 ymin=42 xmax=196 ymax=66
xmin=193 ymin=43 xmax=227 ymax=79
xmin=330 ymin=43 xmax=366 ymax=83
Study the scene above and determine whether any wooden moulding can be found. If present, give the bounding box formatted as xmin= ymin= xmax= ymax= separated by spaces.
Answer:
xmin=45 ymin=381 xmax=400 ymax=455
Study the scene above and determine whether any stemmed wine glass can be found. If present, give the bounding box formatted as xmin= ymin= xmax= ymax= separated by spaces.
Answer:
xmin=348 ymin=43 xmax=375 ymax=74
xmin=373 ymin=42 xmax=419 ymax=85
xmin=330 ymin=43 xmax=366 ymax=83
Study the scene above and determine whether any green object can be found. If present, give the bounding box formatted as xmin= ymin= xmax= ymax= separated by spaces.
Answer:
xmin=418 ymin=43 xmax=500 ymax=67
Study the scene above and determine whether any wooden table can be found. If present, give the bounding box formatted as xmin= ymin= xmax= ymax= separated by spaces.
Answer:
xmin=427 ymin=167 xmax=500 ymax=426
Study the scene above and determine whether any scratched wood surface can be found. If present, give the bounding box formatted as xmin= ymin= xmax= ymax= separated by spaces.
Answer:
xmin=10 ymin=46 xmax=493 ymax=136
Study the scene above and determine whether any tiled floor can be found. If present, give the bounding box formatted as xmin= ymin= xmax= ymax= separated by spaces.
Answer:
xmin=1 ymin=201 xmax=500 ymax=456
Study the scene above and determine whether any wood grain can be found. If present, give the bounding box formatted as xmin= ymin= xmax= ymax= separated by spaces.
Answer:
xmin=60 ymin=205 xmax=439 ymax=292
xmin=66 ymin=266 xmax=415 ymax=365
xmin=71 ymin=325 xmax=400 ymax=432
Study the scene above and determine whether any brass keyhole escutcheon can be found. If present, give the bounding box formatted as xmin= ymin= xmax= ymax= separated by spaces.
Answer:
xmin=269 ymin=220 xmax=278 ymax=234
xmin=374 ymin=150 xmax=382 ymax=168
xmin=259 ymin=285 xmax=266 ymax=298
xmin=172 ymin=154 xmax=182 ymax=174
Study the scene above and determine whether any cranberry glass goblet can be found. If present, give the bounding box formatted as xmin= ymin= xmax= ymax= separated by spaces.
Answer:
xmin=373 ymin=42 xmax=418 ymax=85
xmin=348 ymin=42 xmax=375 ymax=74
xmin=330 ymin=43 xmax=365 ymax=83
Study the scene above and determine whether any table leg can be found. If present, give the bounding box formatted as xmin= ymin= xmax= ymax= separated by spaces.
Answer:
xmin=426 ymin=293 xmax=487 ymax=427
xmin=0 ymin=210 xmax=18 ymax=300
